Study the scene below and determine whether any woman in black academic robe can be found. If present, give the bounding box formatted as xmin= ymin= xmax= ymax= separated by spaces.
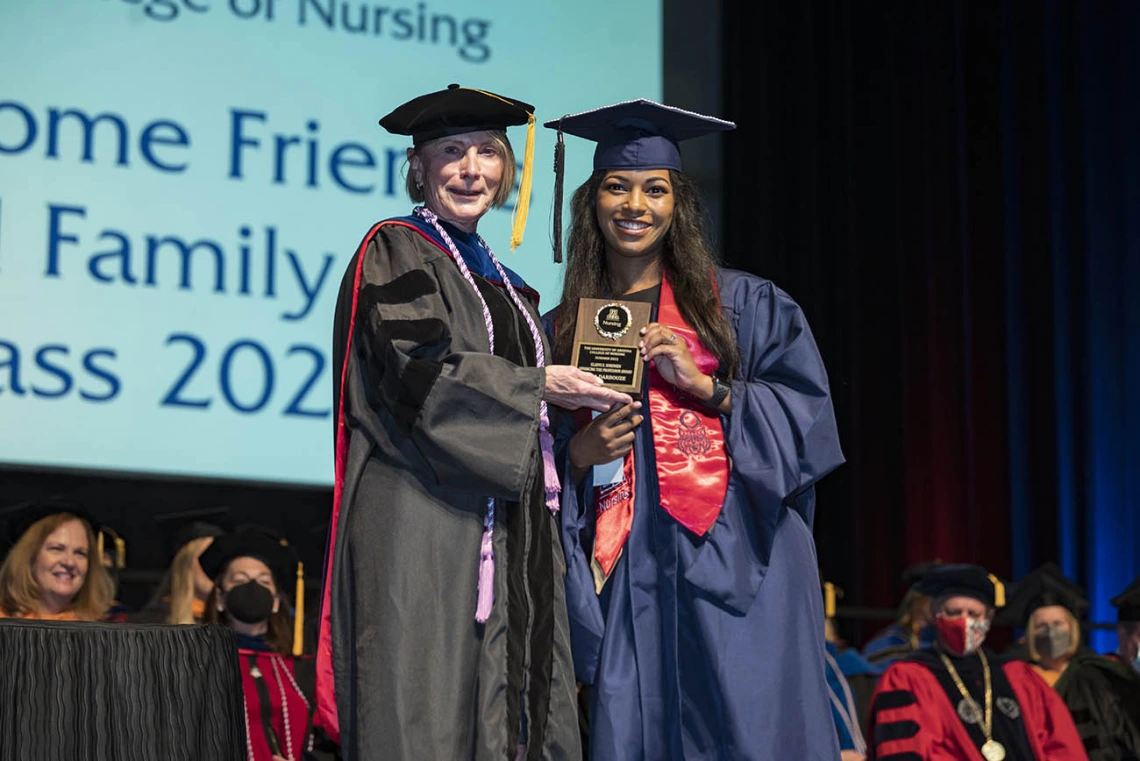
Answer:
xmin=317 ymin=85 xmax=629 ymax=761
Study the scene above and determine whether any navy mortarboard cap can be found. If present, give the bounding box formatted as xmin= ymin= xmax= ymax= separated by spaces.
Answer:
xmin=543 ymin=99 xmax=735 ymax=262
xmin=544 ymin=99 xmax=735 ymax=173
xmin=1111 ymin=576 xmax=1140 ymax=623
xmin=998 ymin=562 xmax=1089 ymax=626
xmin=914 ymin=563 xmax=1006 ymax=609
xmin=380 ymin=84 xmax=536 ymax=251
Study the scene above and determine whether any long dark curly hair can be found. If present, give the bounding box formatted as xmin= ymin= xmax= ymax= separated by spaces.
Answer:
xmin=553 ymin=169 xmax=739 ymax=378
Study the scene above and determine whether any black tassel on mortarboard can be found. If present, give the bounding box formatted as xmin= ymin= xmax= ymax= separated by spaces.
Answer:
xmin=552 ymin=127 xmax=565 ymax=264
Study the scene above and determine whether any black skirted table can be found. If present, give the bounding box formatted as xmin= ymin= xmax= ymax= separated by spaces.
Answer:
xmin=0 ymin=619 xmax=245 ymax=761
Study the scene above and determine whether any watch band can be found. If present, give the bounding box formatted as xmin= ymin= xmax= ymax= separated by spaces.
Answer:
xmin=705 ymin=374 xmax=731 ymax=408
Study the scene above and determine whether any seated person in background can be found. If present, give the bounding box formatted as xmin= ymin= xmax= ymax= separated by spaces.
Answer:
xmin=866 ymin=564 xmax=1087 ymax=761
xmin=200 ymin=529 xmax=337 ymax=761
xmin=999 ymin=562 xmax=1140 ymax=761
xmin=0 ymin=501 xmax=115 ymax=621
xmin=133 ymin=517 xmax=224 ymax=625
xmin=823 ymin=581 xmax=883 ymax=761
xmin=997 ymin=563 xmax=1087 ymax=684
xmin=1107 ymin=576 xmax=1140 ymax=674
xmin=98 ymin=523 xmax=132 ymax=622
xmin=864 ymin=561 xmax=941 ymax=666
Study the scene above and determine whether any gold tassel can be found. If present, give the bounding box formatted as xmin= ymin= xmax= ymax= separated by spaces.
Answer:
xmin=114 ymin=536 xmax=126 ymax=569
xmin=455 ymin=87 xmax=535 ymax=251
xmin=293 ymin=561 xmax=305 ymax=656
xmin=988 ymin=573 xmax=1006 ymax=608
xmin=97 ymin=530 xmax=104 ymax=561
xmin=823 ymin=582 xmax=837 ymax=618
xmin=510 ymin=113 xmax=536 ymax=251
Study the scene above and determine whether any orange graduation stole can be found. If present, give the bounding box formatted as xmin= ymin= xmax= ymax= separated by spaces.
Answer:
xmin=590 ymin=273 xmax=730 ymax=592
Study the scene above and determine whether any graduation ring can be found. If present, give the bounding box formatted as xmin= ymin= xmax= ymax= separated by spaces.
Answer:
xmin=667 ymin=333 xmax=677 ymax=344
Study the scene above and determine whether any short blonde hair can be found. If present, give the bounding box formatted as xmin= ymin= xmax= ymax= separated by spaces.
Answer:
xmin=0 ymin=513 xmax=114 ymax=620
xmin=1027 ymin=606 xmax=1081 ymax=661
xmin=405 ymin=130 xmax=516 ymax=209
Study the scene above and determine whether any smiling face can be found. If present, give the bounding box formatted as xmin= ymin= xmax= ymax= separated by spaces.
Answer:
xmin=32 ymin=519 xmax=89 ymax=610
xmin=409 ymin=130 xmax=506 ymax=233
xmin=595 ymin=169 xmax=675 ymax=264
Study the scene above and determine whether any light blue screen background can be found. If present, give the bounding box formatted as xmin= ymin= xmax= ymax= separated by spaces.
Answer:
xmin=0 ymin=0 xmax=662 ymax=484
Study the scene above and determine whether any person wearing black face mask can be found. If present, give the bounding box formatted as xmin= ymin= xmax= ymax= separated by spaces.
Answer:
xmin=200 ymin=529 xmax=339 ymax=761
xmin=1000 ymin=563 xmax=1140 ymax=761
xmin=866 ymin=564 xmax=1087 ymax=761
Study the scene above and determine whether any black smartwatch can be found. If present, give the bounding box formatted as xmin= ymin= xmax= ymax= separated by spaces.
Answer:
xmin=705 ymin=374 xmax=731 ymax=409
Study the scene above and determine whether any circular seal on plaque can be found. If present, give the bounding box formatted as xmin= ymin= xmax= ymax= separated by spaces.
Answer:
xmin=594 ymin=303 xmax=633 ymax=340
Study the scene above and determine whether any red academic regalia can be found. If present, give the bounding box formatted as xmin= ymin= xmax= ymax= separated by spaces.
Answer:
xmin=238 ymin=649 xmax=315 ymax=761
xmin=867 ymin=649 xmax=1088 ymax=761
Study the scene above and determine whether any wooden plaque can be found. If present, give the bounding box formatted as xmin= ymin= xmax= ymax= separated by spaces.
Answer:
xmin=571 ymin=297 xmax=653 ymax=395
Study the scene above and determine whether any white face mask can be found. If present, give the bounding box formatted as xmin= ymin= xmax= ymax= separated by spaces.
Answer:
xmin=965 ymin=618 xmax=990 ymax=655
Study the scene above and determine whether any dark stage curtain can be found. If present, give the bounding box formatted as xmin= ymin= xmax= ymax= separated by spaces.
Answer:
xmin=722 ymin=0 xmax=1140 ymax=650
xmin=0 ymin=620 xmax=246 ymax=761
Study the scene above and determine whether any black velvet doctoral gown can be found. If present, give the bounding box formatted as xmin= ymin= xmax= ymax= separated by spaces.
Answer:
xmin=321 ymin=216 xmax=580 ymax=761
xmin=1053 ymin=651 xmax=1140 ymax=761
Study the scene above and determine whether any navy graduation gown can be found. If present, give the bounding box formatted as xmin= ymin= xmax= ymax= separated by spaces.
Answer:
xmin=547 ymin=269 xmax=845 ymax=761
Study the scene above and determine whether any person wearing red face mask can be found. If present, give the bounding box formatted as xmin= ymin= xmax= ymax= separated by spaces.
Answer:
xmin=866 ymin=564 xmax=1087 ymax=761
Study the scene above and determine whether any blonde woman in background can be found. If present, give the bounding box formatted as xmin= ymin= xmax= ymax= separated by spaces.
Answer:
xmin=133 ymin=520 xmax=222 ymax=625
xmin=1003 ymin=563 xmax=1140 ymax=761
xmin=165 ymin=534 xmax=217 ymax=624
xmin=863 ymin=562 xmax=942 ymax=666
xmin=0 ymin=503 xmax=114 ymax=621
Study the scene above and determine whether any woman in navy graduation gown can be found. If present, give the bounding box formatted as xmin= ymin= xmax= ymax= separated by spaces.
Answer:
xmin=542 ymin=100 xmax=846 ymax=761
